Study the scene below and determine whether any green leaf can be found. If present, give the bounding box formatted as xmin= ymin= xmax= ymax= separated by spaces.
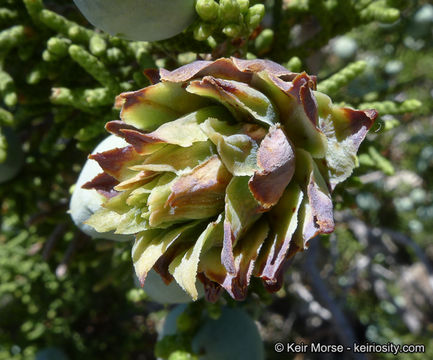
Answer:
xmin=169 ymin=215 xmax=224 ymax=299
xmin=222 ymin=217 xmax=269 ymax=299
xmin=148 ymin=156 xmax=231 ymax=227
xmin=254 ymin=182 xmax=303 ymax=281
xmin=187 ymin=76 xmax=278 ymax=127
xmin=132 ymin=140 xmax=217 ymax=175
xmin=201 ymin=118 xmax=259 ymax=176
xmin=146 ymin=106 xmax=230 ymax=147
xmin=294 ymin=148 xmax=334 ymax=234
xmin=118 ymin=82 xmax=211 ymax=131
xmin=132 ymin=221 xmax=204 ymax=284
xmin=252 ymin=72 xmax=328 ymax=158
xmin=314 ymin=91 xmax=377 ymax=188
xmin=115 ymin=207 xmax=149 ymax=234
xmin=85 ymin=208 xmax=122 ymax=233
xmin=248 ymin=125 xmax=296 ymax=209
xmin=222 ymin=176 xmax=262 ymax=273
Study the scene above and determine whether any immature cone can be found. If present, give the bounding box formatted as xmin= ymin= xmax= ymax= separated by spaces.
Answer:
xmin=83 ymin=58 xmax=377 ymax=301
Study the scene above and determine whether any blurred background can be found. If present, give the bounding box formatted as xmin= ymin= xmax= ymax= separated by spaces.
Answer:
xmin=0 ymin=0 xmax=432 ymax=359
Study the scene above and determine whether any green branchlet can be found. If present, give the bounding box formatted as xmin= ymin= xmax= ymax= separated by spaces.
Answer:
xmin=0 ymin=128 xmax=6 ymax=163
xmin=353 ymin=0 xmax=376 ymax=12
xmin=128 ymin=41 xmax=153 ymax=68
xmin=74 ymin=122 xmax=106 ymax=142
xmin=205 ymin=302 xmax=222 ymax=320
xmin=285 ymin=0 xmax=309 ymax=12
xmin=0 ymin=68 xmax=17 ymax=107
xmin=0 ymin=8 xmax=18 ymax=22
xmin=22 ymin=0 xmax=44 ymax=25
xmin=359 ymin=2 xmax=400 ymax=23
xmin=359 ymin=99 xmax=422 ymax=115
xmin=0 ymin=107 xmax=13 ymax=126
xmin=254 ymin=28 xmax=274 ymax=54
xmin=46 ymin=36 xmax=71 ymax=58
xmin=89 ymin=35 xmax=107 ymax=57
xmin=275 ymin=0 xmax=405 ymax=63
xmin=358 ymin=146 xmax=395 ymax=175
xmin=39 ymin=9 xmax=92 ymax=43
xmin=0 ymin=25 xmax=26 ymax=50
xmin=317 ymin=61 xmax=367 ymax=94
xmin=51 ymin=87 xmax=114 ymax=111
xmin=68 ymin=45 xmax=119 ymax=91
xmin=106 ymin=47 xmax=125 ymax=64
xmin=26 ymin=65 xmax=45 ymax=85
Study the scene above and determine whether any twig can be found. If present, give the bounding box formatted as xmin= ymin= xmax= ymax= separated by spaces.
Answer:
xmin=304 ymin=238 xmax=367 ymax=360
xmin=380 ymin=227 xmax=433 ymax=280
xmin=42 ymin=223 xmax=67 ymax=260
xmin=342 ymin=212 xmax=433 ymax=292
xmin=55 ymin=231 xmax=86 ymax=278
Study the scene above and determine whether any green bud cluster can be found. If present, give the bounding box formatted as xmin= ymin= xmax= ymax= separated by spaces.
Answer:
xmin=193 ymin=0 xmax=265 ymax=42
xmin=168 ymin=350 xmax=199 ymax=360
xmin=254 ymin=28 xmax=274 ymax=54
xmin=0 ymin=107 xmax=13 ymax=126
xmin=284 ymin=56 xmax=302 ymax=72
xmin=89 ymin=35 xmax=107 ymax=56
xmin=155 ymin=334 xmax=195 ymax=360
xmin=155 ymin=302 xmax=208 ymax=360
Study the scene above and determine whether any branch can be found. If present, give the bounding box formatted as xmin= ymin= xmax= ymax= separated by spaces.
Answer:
xmin=304 ymin=239 xmax=367 ymax=360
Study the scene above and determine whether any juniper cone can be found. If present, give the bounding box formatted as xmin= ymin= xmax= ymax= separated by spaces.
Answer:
xmin=83 ymin=58 xmax=377 ymax=301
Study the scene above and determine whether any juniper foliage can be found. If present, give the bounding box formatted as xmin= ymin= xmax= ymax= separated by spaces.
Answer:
xmin=0 ymin=1 xmax=432 ymax=359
